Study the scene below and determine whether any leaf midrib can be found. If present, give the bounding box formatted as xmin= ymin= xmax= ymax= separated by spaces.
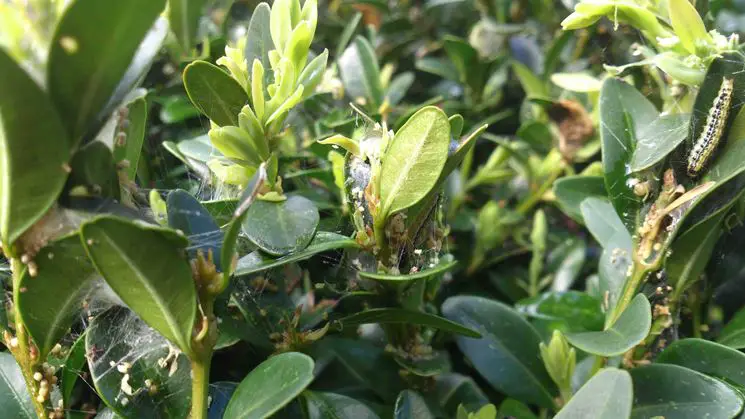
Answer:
xmin=92 ymin=229 xmax=190 ymax=354
xmin=381 ymin=117 xmax=436 ymax=217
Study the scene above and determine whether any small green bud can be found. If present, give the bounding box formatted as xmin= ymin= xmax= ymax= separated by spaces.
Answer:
xmin=539 ymin=330 xmax=576 ymax=392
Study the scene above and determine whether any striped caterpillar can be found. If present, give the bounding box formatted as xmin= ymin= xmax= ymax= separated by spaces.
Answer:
xmin=687 ymin=77 xmax=734 ymax=177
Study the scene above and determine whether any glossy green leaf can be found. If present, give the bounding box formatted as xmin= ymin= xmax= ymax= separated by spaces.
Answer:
xmin=599 ymin=78 xmax=657 ymax=231
xmin=298 ymin=50 xmax=329 ymax=100
xmin=658 ymin=338 xmax=745 ymax=387
xmin=415 ymin=56 xmax=460 ymax=81
xmin=169 ymin=0 xmax=209 ymax=52
xmin=554 ymin=368 xmax=632 ymax=419
xmin=244 ymin=3 xmax=273 ymax=75
xmin=497 ymin=399 xmax=537 ymax=419
xmin=515 ymin=291 xmax=604 ymax=332
xmin=719 ymin=305 xmax=745 ymax=349
xmin=241 ymin=195 xmax=319 ymax=256
xmin=512 ymin=61 xmax=547 ymax=97
xmin=435 ymin=373 xmax=490 ymax=416
xmin=630 ymin=364 xmax=743 ymax=419
xmin=597 ymin=230 xmax=633 ymax=326
xmin=48 ymin=0 xmax=166 ymax=140
xmin=0 ymin=48 xmax=71 ymax=245
xmin=338 ymin=36 xmax=384 ymax=106
xmin=665 ymin=211 xmax=724 ymax=293
xmin=304 ymin=392 xmax=380 ymax=419
xmin=580 ymin=197 xmax=628 ymax=244
xmin=668 ymin=0 xmax=711 ymax=54
xmin=17 ymin=233 xmax=96 ymax=360
xmin=315 ymin=337 xmax=403 ymax=402
xmin=222 ymin=165 xmax=266 ymax=278
xmin=335 ymin=11 xmax=362 ymax=60
xmin=113 ymin=96 xmax=147 ymax=180
xmin=553 ymin=176 xmax=606 ymax=222
xmin=235 ymin=231 xmax=357 ymax=276
xmin=0 ymin=353 xmax=34 ymax=418
xmin=387 ymin=72 xmax=415 ymax=106
xmin=81 ymin=216 xmax=196 ymax=355
xmin=61 ymin=331 xmax=88 ymax=409
xmin=379 ymin=106 xmax=450 ymax=219
xmin=441 ymin=296 xmax=557 ymax=408
xmin=394 ymin=349 xmax=451 ymax=377
xmin=167 ymin=189 xmax=223 ymax=268
xmin=358 ymin=258 xmax=457 ymax=283
xmin=183 ymin=61 xmax=248 ymax=126
xmin=630 ymin=113 xmax=689 ymax=172
xmin=86 ymin=307 xmax=192 ymax=418
xmin=565 ymin=294 xmax=651 ymax=356
xmin=550 ymin=73 xmax=602 ymax=93
xmin=209 ymin=382 xmax=238 ymax=419
xmin=67 ymin=142 xmax=120 ymax=200
xmin=549 ymin=238 xmax=587 ymax=292
xmin=224 ymin=352 xmax=315 ymax=419
xmin=335 ymin=308 xmax=481 ymax=338
xmin=394 ymin=390 xmax=434 ymax=419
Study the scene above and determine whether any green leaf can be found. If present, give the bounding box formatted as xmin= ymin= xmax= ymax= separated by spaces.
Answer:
xmin=630 ymin=114 xmax=689 ymax=171
xmin=86 ymin=307 xmax=192 ymax=418
xmin=441 ymin=296 xmax=557 ymax=408
xmin=597 ymin=230 xmax=633 ymax=326
xmin=580 ymin=197 xmax=628 ymax=244
xmin=0 ymin=48 xmax=71 ymax=245
xmin=222 ymin=166 xmax=267 ymax=279
xmin=358 ymin=258 xmax=457 ymax=283
xmin=515 ymin=291 xmax=604 ymax=333
xmin=335 ymin=12 xmax=362 ymax=60
xmin=209 ymin=382 xmax=238 ymax=419
xmin=183 ymin=61 xmax=248 ymax=126
xmin=599 ymin=78 xmax=657 ymax=232
xmin=303 ymin=392 xmax=381 ymax=419
xmin=167 ymin=189 xmax=223 ymax=268
xmin=17 ymin=233 xmax=95 ymax=360
xmin=668 ymin=0 xmax=711 ymax=55
xmin=314 ymin=338 xmax=403 ymax=402
xmin=67 ymin=142 xmax=120 ymax=200
xmin=443 ymin=36 xmax=483 ymax=90
xmin=565 ymin=294 xmax=651 ymax=356
xmin=718 ymin=306 xmax=745 ymax=349
xmin=338 ymin=36 xmax=384 ymax=106
xmin=241 ymin=195 xmax=319 ymax=256
xmin=235 ymin=231 xmax=358 ymax=276
xmin=379 ymin=106 xmax=450 ymax=219
xmin=497 ymin=399 xmax=537 ymax=419
xmin=298 ymin=50 xmax=329 ymax=100
xmin=394 ymin=390 xmax=434 ymax=419
xmin=335 ymin=308 xmax=481 ymax=338
xmin=512 ymin=61 xmax=547 ymax=97
xmin=81 ymin=217 xmax=196 ymax=355
xmin=549 ymin=238 xmax=587 ymax=292
xmin=0 ymin=353 xmax=35 ymax=418
xmin=387 ymin=72 xmax=415 ymax=106
xmin=665 ymin=211 xmax=724 ymax=293
xmin=61 ymin=332 xmax=88 ymax=409
xmin=630 ymin=364 xmax=743 ymax=419
xmin=48 ymin=0 xmax=166 ymax=140
xmin=658 ymin=338 xmax=745 ymax=388
xmin=550 ymin=73 xmax=602 ymax=93
xmin=168 ymin=0 xmax=209 ymax=53
xmin=113 ymin=96 xmax=148 ymax=180
xmin=244 ymin=3 xmax=273 ymax=75
xmin=416 ymin=56 xmax=460 ymax=81
xmin=224 ymin=352 xmax=315 ymax=419
xmin=554 ymin=368 xmax=632 ymax=419
xmin=435 ymin=373 xmax=489 ymax=416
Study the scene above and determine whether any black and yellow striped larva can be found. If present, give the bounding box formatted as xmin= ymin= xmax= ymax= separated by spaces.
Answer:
xmin=687 ymin=77 xmax=734 ymax=178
